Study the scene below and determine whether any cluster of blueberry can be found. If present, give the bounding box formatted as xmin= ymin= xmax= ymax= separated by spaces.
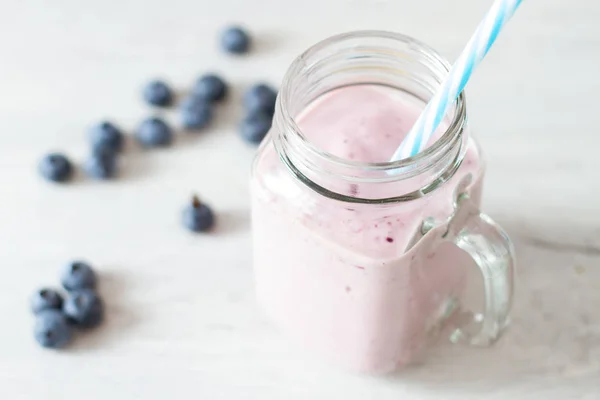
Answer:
xmin=31 ymin=262 xmax=103 ymax=349
xmin=38 ymin=26 xmax=273 ymax=183
xmin=143 ymin=74 xmax=277 ymax=145
xmin=36 ymin=26 xmax=276 ymax=234
xmin=139 ymin=60 xmax=278 ymax=149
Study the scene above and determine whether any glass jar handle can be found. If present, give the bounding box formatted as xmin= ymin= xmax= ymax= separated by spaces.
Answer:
xmin=443 ymin=192 xmax=516 ymax=346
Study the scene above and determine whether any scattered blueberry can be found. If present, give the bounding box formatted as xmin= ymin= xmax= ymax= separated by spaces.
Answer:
xmin=31 ymin=288 xmax=64 ymax=315
xmin=89 ymin=121 xmax=124 ymax=154
xmin=243 ymin=84 xmax=277 ymax=115
xmin=84 ymin=149 xmax=117 ymax=180
xmin=34 ymin=310 xmax=73 ymax=349
xmin=63 ymin=289 xmax=104 ymax=328
xmin=221 ymin=26 xmax=250 ymax=54
xmin=193 ymin=74 xmax=228 ymax=102
xmin=38 ymin=153 xmax=73 ymax=183
xmin=135 ymin=117 xmax=173 ymax=147
xmin=239 ymin=111 xmax=272 ymax=144
xmin=182 ymin=195 xmax=215 ymax=232
xmin=143 ymin=80 xmax=173 ymax=107
xmin=180 ymin=97 xmax=213 ymax=130
xmin=61 ymin=261 xmax=97 ymax=291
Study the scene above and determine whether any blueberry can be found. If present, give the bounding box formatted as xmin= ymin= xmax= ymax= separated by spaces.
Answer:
xmin=89 ymin=121 xmax=124 ymax=154
xmin=193 ymin=74 xmax=228 ymax=102
xmin=135 ymin=117 xmax=173 ymax=147
xmin=180 ymin=95 xmax=205 ymax=111
xmin=31 ymin=288 xmax=64 ymax=315
xmin=182 ymin=195 xmax=215 ymax=232
xmin=221 ymin=26 xmax=250 ymax=54
xmin=38 ymin=153 xmax=73 ymax=183
xmin=63 ymin=289 xmax=103 ymax=328
xmin=143 ymin=80 xmax=173 ymax=107
xmin=243 ymin=84 xmax=277 ymax=115
xmin=84 ymin=150 xmax=117 ymax=180
xmin=34 ymin=310 xmax=73 ymax=349
xmin=61 ymin=261 xmax=96 ymax=291
xmin=239 ymin=111 xmax=272 ymax=144
xmin=180 ymin=97 xmax=213 ymax=130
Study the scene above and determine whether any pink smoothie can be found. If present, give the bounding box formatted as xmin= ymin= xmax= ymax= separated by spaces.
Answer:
xmin=251 ymin=85 xmax=484 ymax=373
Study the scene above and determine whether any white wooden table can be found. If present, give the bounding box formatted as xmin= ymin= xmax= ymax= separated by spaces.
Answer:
xmin=1 ymin=0 xmax=598 ymax=398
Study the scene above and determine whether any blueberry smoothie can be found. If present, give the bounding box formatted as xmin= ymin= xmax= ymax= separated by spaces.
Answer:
xmin=251 ymin=84 xmax=484 ymax=373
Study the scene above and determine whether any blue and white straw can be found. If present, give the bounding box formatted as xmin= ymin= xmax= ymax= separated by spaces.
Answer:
xmin=390 ymin=0 xmax=523 ymax=161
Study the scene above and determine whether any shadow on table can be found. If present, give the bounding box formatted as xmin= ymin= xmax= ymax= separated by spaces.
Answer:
xmin=212 ymin=208 xmax=251 ymax=236
xmin=251 ymin=30 xmax=288 ymax=56
xmin=386 ymin=215 xmax=600 ymax=391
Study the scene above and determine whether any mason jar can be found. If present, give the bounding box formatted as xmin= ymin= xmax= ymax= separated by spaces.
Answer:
xmin=250 ymin=31 xmax=515 ymax=374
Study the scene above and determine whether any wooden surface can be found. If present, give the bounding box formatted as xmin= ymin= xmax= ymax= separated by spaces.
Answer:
xmin=1 ymin=0 xmax=599 ymax=398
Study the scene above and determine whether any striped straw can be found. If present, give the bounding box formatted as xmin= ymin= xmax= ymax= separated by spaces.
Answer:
xmin=390 ymin=0 xmax=523 ymax=161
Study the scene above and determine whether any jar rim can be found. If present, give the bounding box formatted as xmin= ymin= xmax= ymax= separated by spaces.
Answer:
xmin=276 ymin=30 xmax=467 ymax=178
